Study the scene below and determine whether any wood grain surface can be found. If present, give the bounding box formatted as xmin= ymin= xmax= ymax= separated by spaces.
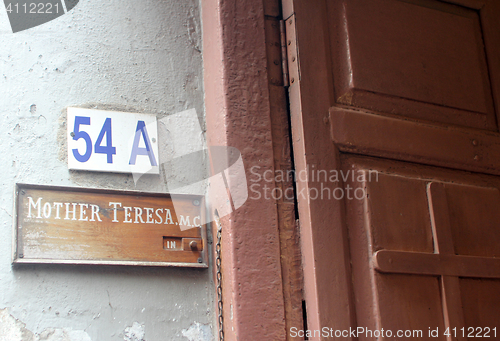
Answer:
xmin=13 ymin=184 xmax=207 ymax=267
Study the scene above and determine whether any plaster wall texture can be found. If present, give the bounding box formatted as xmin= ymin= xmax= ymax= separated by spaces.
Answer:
xmin=0 ymin=0 xmax=212 ymax=340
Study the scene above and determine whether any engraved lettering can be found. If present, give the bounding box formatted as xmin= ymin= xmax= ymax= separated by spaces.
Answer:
xmin=193 ymin=216 xmax=201 ymax=227
xmin=164 ymin=209 xmax=173 ymax=224
xmin=64 ymin=203 xmax=77 ymax=220
xmin=43 ymin=202 xmax=51 ymax=218
xmin=53 ymin=202 xmax=63 ymax=219
xmin=134 ymin=207 xmax=144 ymax=223
xmin=90 ymin=204 xmax=102 ymax=222
xmin=145 ymin=208 xmax=154 ymax=223
xmin=155 ymin=208 xmax=163 ymax=224
xmin=123 ymin=206 xmax=132 ymax=223
xmin=27 ymin=197 xmax=42 ymax=218
xmin=109 ymin=202 xmax=122 ymax=222
xmin=79 ymin=203 xmax=89 ymax=221
xmin=179 ymin=215 xmax=191 ymax=227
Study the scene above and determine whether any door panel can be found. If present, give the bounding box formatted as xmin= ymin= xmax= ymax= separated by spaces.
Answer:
xmin=328 ymin=0 xmax=497 ymax=130
xmin=376 ymin=274 xmax=446 ymax=339
xmin=342 ymin=155 xmax=500 ymax=339
xmin=365 ymin=173 xmax=434 ymax=253
xmin=445 ymin=184 xmax=500 ymax=257
xmin=460 ymin=278 xmax=500 ymax=330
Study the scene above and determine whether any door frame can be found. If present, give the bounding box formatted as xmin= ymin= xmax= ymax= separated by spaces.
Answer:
xmin=283 ymin=0 xmax=358 ymax=337
xmin=202 ymin=0 xmax=290 ymax=340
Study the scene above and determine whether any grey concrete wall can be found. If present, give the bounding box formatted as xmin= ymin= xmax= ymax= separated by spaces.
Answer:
xmin=0 ymin=0 xmax=213 ymax=340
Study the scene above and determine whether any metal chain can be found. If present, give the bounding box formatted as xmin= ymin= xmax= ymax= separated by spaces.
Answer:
xmin=215 ymin=215 xmax=224 ymax=341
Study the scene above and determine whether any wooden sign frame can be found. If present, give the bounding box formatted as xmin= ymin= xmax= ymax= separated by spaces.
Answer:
xmin=12 ymin=184 xmax=208 ymax=268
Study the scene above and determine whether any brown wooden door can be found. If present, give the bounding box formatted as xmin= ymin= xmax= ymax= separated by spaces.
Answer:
xmin=283 ymin=0 xmax=500 ymax=339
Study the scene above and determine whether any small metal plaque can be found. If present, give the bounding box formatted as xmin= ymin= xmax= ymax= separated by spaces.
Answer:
xmin=13 ymin=184 xmax=207 ymax=267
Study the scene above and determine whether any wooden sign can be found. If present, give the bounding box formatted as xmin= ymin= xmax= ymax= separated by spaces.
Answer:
xmin=12 ymin=184 xmax=207 ymax=267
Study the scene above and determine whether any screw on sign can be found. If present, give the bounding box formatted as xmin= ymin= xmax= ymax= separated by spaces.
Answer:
xmin=3 ymin=0 xmax=80 ymax=33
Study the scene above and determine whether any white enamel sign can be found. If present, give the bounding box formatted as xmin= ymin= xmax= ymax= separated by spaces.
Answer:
xmin=67 ymin=108 xmax=159 ymax=174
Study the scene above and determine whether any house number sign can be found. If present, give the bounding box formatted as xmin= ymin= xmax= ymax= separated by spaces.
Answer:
xmin=67 ymin=107 xmax=160 ymax=174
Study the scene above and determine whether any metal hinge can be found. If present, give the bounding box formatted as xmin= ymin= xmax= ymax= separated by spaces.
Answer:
xmin=265 ymin=15 xmax=297 ymax=88
xmin=279 ymin=20 xmax=290 ymax=87
xmin=284 ymin=14 xmax=299 ymax=86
